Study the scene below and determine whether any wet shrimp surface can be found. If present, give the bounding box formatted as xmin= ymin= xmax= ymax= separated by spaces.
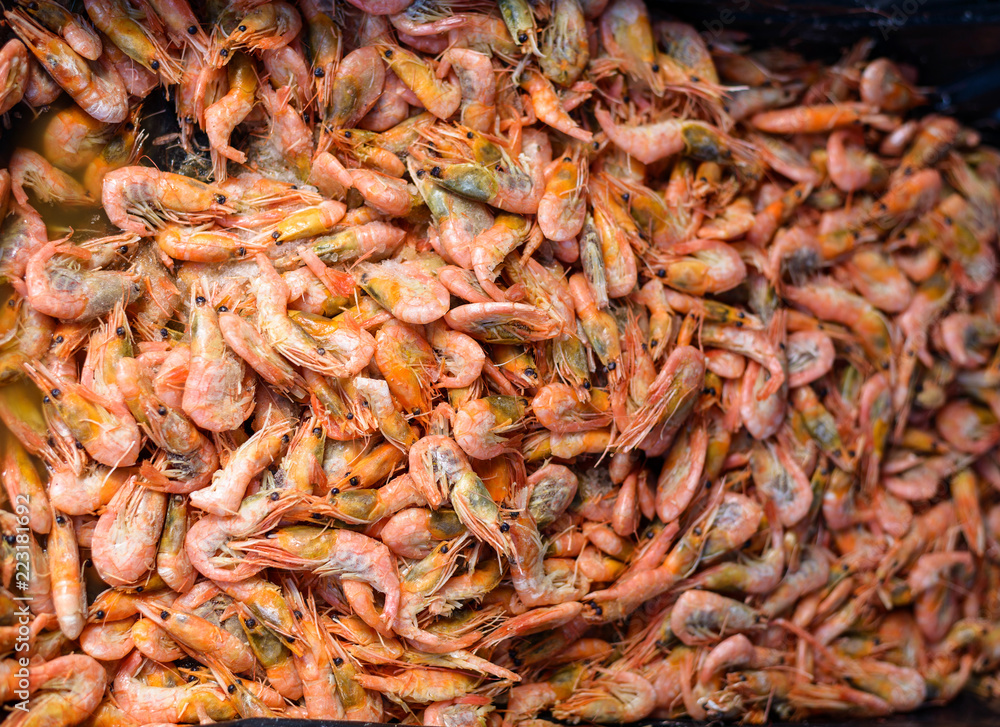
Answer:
xmin=0 ymin=0 xmax=998 ymax=724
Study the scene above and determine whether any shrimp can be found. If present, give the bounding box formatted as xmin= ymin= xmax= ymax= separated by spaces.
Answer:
xmin=439 ymin=48 xmax=495 ymax=132
xmin=48 ymin=508 xmax=85 ymax=640
xmin=84 ymin=0 xmax=182 ymax=83
xmin=551 ymin=671 xmax=656 ymax=724
xmin=204 ymin=52 xmax=257 ymax=180
xmin=540 ymin=0 xmax=590 ymax=86
xmin=326 ymin=46 xmax=386 ymax=129
xmin=538 ymin=147 xmax=588 ymax=242
xmin=16 ymin=655 xmax=106 ymax=727
xmin=653 ymin=238 xmax=746 ymax=295
xmin=90 ymin=476 xmax=167 ymax=586
xmin=181 ymin=287 xmax=255 ymax=432
xmin=595 ymin=106 xmax=744 ymax=167
xmin=212 ymin=2 xmax=302 ymax=65
xmin=102 ymin=167 xmax=232 ymax=235
xmin=10 ymin=147 xmax=94 ymax=209
xmin=189 ymin=415 xmax=294 ymax=516
xmin=378 ymin=44 xmax=460 ymax=120
xmin=356 ymin=259 xmax=450 ymax=325
xmin=233 ymin=525 xmax=401 ymax=629
xmin=6 ymin=9 xmax=128 ymax=123
xmin=522 ymin=70 xmax=592 ymax=141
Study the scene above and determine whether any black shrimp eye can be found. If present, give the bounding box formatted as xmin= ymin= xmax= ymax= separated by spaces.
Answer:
xmin=622 ymin=192 xmax=630 ymax=201
xmin=651 ymin=63 xmax=660 ymax=72
xmin=245 ymin=617 xmax=257 ymax=628
xmin=219 ymin=48 xmax=229 ymax=57
xmin=317 ymin=347 xmax=326 ymax=355
xmin=157 ymin=406 xmax=167 ymax=416
xmin=346 ymin=412 xmax=354 ymax=420
xmin=227 ymin=684 xmax=236 ymax=694
xmin=42 ymin=396 xmax=50 ymax=403
xmin=281 ymin=434 xmax=290 ymax=444
xmin=119 ymin=245 xmax=129 ymax=254
xmin=430 ymin=166 xmax=442 ymax=178
xmin=237 ymin=247 xmax=246 ymax=256
xmin=188 ymin=25 xmax=198 ymax=34
xmin=238 ymin=25 xmax=247 ymax=31
xmin=215 ymin=194 xmax=226 ymax=204
xmin=160 ymin=610 xmax=170 ymax=620
xmin=416 ymin=169 xmax=425 ymax=178
xmin=312 ymin=427 xmax=322 ymax=436
xmin=272 ymin=231 xmax=281 ymax=239
xmin=294 ymin=610 xmax=303 ymax=619
xmin=195 ymin=295 xmax=206 ymax=305
xmin=656 ymin=268 xmax=666 ymax=278
xmin=94 ymin=609 xmax=105 ymax=619
xmin=350 ymin=476 xmax=360 ymax=487
xmin=606 ymin=361 xmax=617 ymax=371
xmin=314 ymin=67 xmax=325 ymax=77
xmin=55 ymin=515 xmax=65 ymax=525
xmin=28 ymin=1 xmax=39 ymax=8
xmin=217 ymin=305 xmax=228 ymax=312
xmin=330 ymin=487 xmax=339 ymax=495
xmin=160 ymin=328 xmax=169 ymax=339
xmin=116 ymin=326 xmax=126 ymax=337
xmin=440 ymin=544 xmax=449 ymax=553
xmin=54 ymin=334 xmax=64 ymax=343
xmin=150 ymin=59 xmax=160 ymax=70
xmin=132 ymin=282 xmax=142 ymax=292
xmin=518 ymin=32 xmax=528 ymax=43
xmin=467 ymin=131 xmax=474 ymax=139
xmin=270 ymin=491 xmax=280 ymax=501
xmin=4 ymin=535 xmax=14 ymax=545
xmin=333 ymin=657 xmax=344 ymax=666
xmin=383 ymin=48 xmax=393 ymax=58
xmin=500 ymin=522 xmax=510 ymax=532
xmin=50 ymin=388 xmax=61 ymax=398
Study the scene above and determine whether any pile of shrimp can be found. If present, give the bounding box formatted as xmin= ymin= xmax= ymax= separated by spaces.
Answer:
xmin=0 ymin=0 xmax=999 ymax=724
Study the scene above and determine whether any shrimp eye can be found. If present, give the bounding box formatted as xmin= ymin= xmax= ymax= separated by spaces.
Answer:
xmin=430 ymin=166 xmax=442 ymax=178
xmin=160 ymin=610 xmax=169 ymax=620
xmin=195 ymin=295 xmax=206 ymax=305
xmin=622 ymin=192 xmax=630 ymax=201
xmin=524 ymin=368 xmax=536 ymax=377
xmin=317 ymin=347 xmax=326 ymax=355
xmin=416 ymin=169 xmax=425 ymax=178
xmin=440 ymin=544 xmax=449 ymax=553
xmin=270 ymin=491 xmax=280 ymax=501
xmin=55 ymin=515 xmax=65 ymax=525
xmin=294 ymin=610 xmax=303 ymax=619
xmin=237 ymin=247 xmax=246 ymax=256
xmin=3 ymin=535 xmax=13 ymax=545
xmin=54 ymin=334 xmax=64 ymax=343
xmin=50 ymin=388 xmax=61 ymax=398
xmin=302 ymin=113 xmax=310 ymax=123
xmin=28 ymin=1 xmax=38 ymax=8
xmin=185 ymin=115 xmax=195 ymax=124
xmin=218 ymin=305 xmax=228 ymax=312
xmin=160 ymin=328 xmax=169 ymax=339
xmin=500 ymin=522 xmax=510 ymax=532
xmin=333 ymin=657 xmax=344 ymax=666
xmin=592 ymin=141 xmax=599 ymax=149
xmin=314 ymin=67 xmax=325 ymax=77
xmin=132 ymin=283 xmax=142 ymax=292
xmin=693 ymin=527 xmax=702 ymax=536
xmin=346 ymin=412 xmax=354 ymax=420
xmin=116 ymin=326 xmax=126 ymax=337
xmin=150 ymin=59 xmax=160 ymax=70
xmin=188 ymin=25 xmax=198 ymax=34
xmin=563 ymin=157 xmax=571 ymax=163
xmin=227 ymin=684 xmax=236 ymax=694
xmin=215 ymin=194 xmax=226 ymax=204
xmin=350 ymin=476 xmax=360 ymax=487
xmin=157 ymin=406 xmax=167 ymax=416
xmin=606 ymin=361 xmax=617 ymax=371
xmin=582 ymin=380 xmax=591 ymax=390
xmin=330 ymin=488 xmax=339 ymax=495
xmin=383 ymin=48 xmax=393 ymax=58
xmin=95 ymin=609 xmax=105 ymax=619
xmin=312 ymin=427 xmax=322 ymax=436
xmin=238 ymin=25 xmax=247 ymax=31
xmin=119 ymin=245 xmax=128 ymax=254
xmin=281 ymin=434 xmax=290 ymax=444
xmin=219 ymin=48 xmax=229 ymax=57
xmin=245 ymin=617 xmax=257 ymax=628
xmin=412 ymin=407 xmax=421 ymax=415
xmin=272 ymin=231 xmax=281 ymax=239
xmin=467 ymin=132 xmax=474 ymax=139
xmin=518 ymin=32 xmax=528 ymax=43
xmin=75 ymin=442 xmax=84 ymax=450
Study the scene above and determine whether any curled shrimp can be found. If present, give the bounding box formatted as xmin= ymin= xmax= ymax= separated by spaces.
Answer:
xmin=102 ymin=167 xmax=232 ymax=235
